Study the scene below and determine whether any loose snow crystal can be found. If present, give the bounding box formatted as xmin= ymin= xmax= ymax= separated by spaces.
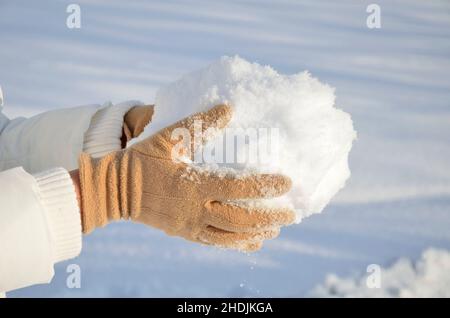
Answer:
xmin=151 ymin=56 xmax=356 ymax=222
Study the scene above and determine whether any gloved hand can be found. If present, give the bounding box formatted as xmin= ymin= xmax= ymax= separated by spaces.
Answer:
xmin=79 ymin=104 xmax=295 ymax=252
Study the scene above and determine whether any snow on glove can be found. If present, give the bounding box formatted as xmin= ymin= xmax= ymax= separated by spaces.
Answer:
xmin=79 ymin=104 xmax=295 ymax=252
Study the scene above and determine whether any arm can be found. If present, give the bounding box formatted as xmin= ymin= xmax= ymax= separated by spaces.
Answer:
xmin=0 ymin=101 xmax=146 ymax=173
xmin=0 ymin=167 xmax=80 ymax=293
xmin=0 ymin=103 xmax=152 ymax=294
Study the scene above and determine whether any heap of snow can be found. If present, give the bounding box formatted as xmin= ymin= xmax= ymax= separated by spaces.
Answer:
xmin=310 ymin=248 xmax=450 ymax=298
xmin=152 ymin=56 xmax=356 ymax=221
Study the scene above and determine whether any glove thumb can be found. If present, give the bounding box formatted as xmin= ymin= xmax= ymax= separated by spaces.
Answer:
xmin=122 ymin=105 xmax=154 ymax=145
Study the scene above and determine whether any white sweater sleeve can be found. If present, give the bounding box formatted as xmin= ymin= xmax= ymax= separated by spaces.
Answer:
xmin=83 ymin=101 xmax=141 ymax=158
xmin=0 ymin=100 xmax=141 ymax=173
xmin=0 ymin=101 xmax=141 ymax=294
xmin=0 ymin=167 xmax=80 ymax=292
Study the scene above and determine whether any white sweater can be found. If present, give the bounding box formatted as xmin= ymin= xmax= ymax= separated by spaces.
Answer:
xmin=0 ymin=100 xmax=142 ymax=295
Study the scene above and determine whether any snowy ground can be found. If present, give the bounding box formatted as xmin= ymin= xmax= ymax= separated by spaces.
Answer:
xmin=1 ymin=0 xmax=450 ymax=297
xmin=310 ymin=248 xmax=450 ymax=297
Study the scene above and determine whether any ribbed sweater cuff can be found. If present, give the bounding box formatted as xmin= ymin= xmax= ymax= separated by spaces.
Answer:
xmin=83 ymin=101 xmax=142 ymax=158
xmin=33 ymin=168 xmax=82 ymax=263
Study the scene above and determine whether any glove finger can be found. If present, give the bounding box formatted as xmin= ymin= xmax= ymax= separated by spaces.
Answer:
xmin=198 ymin=226 xmax=276 ymax=252
xmin=123 ymin=105 xmax=155 ymax=142
xmin=160 ymin=104 xmax=233 ymax=159
xmin=202 ymin=173 xmax=292 ymax=200
xmin=204 ymin=201 xmax=296 ymax=233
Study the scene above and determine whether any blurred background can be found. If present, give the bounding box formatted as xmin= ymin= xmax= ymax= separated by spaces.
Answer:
xmin=1 ymin=0 xmax=450 ymax=297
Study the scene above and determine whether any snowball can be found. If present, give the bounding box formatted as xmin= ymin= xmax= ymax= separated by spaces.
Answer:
xmin=151 ymin=56 xmax=356 ymax=222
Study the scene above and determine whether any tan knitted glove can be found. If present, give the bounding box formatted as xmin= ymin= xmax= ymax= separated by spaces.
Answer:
xmin=79 ymin=104 xmax=295 ymax=252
